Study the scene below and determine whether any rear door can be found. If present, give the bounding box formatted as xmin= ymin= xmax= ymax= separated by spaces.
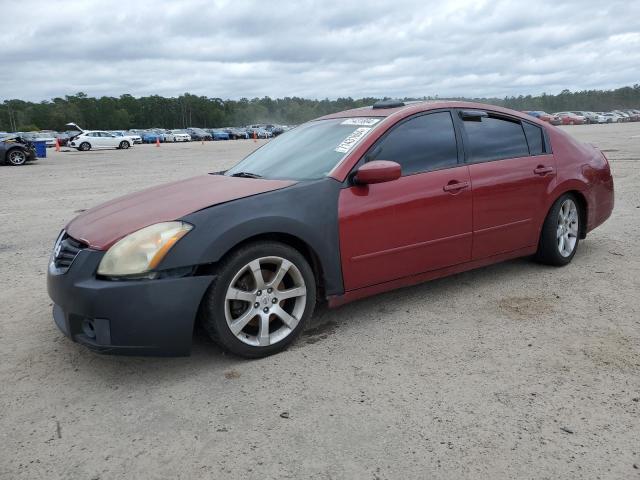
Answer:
xmin=456 ymin=110 xmax=556 ymax=259
xmin=339 ymin=111 xmax=473 ymax=291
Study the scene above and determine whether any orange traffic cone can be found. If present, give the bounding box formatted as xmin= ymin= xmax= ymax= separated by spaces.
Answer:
xmin=156 ymin=137 xmax=160 ymax=147
xmin=253 ymin=131 xmax=257 ymax=143
xmin=54 ymin=138 xmax=60 ymax=152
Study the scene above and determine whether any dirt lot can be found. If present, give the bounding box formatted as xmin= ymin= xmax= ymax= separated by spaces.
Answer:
xmin=1 ymin=125 xmax=639 ymax=479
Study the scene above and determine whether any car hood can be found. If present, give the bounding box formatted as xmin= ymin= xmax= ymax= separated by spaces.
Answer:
xmin=66 ymin=174 xmax=296 ymax=250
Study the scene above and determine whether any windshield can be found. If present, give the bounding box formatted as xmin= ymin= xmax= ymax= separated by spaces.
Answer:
xmin=225 ymin=117 xmax=382 ymax=180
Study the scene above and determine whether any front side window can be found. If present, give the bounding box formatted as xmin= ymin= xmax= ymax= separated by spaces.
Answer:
xmin=367 ymin=112 xmax=458 ymax=176
xmin=226 ymin=118 xmax=382 ymax=180
xmin=462 ymin=115 xmax=529 ymax=163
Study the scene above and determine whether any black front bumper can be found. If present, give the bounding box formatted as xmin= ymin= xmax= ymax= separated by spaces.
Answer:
xmin=47 ymin=249 xmax=215 ymax=356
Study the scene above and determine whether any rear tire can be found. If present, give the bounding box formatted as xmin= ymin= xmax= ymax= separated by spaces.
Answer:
xmin=535 ymin=193 xmax=581 ymax=266
xmin=201 ymin=242 xmax=316 ymax=358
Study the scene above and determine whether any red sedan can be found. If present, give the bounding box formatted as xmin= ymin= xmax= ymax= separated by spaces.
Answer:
xmin=554 ymin=112 xmax=586 ymax=125
xmin=47 ymin=100 xmax=614 ymax=357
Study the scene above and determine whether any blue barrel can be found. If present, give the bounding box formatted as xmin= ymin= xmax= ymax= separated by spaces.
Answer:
xmin=33 ymin=141 xmax=47 ymax=158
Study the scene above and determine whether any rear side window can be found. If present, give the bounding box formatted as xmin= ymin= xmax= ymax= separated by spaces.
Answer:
xmin=368 ymin=111 xmax=458 ymax=175
xmin=462 ymin=115 xmax=529 ymax=163
xmin=522 ymin=122 xmax=545 ymax=155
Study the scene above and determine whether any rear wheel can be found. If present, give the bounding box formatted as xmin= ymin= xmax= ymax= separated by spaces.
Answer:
xmin=536 ymin=194 xmax=581 ymax=266
xmin=79 ymin=142 xmax=91 ymax=151
xmin=201 ymin=242 xmax=316 ymax=358
xmin=6 ymin=149 xmax=27 ymax=166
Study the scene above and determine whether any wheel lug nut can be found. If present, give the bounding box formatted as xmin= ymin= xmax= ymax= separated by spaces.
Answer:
xmin=272 ymin=298 xmax=278 ymax=304
xmin=254 ymin=302 xmax=260 ymax=308
xmin=256 ymin=290 xmax=262 ymax=296
xmin=263 ymin=307 xmax=269 ymax=313
xmin=267 ymin=288 xmax=273 ymax=293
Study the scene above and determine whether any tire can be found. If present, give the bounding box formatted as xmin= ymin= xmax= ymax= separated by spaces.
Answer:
xmin=535 ymin=193 xmax=581 ymax=266
xmin=201 ymin=241 xmax=316 ymax=358
xmin=5 ymin=149 xmax=27 ymax=166
xmin=79 ymin=142 xmax=91 ymax=151
xmin=119 ymin=141 xmax=130 ymax=149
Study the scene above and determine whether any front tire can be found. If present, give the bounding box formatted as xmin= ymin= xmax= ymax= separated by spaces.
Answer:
xmin=201 ymin=242 xmax=316 ymax=358
xmin=79 ymin=142 xmax=91 ymax=151
xmin=6 ymin=149 xmax=27 ymax=166
xmin=536 ymin=194 xmax=581 ymax=266
xmin=119 ymin=141 xmax=130 ymax=149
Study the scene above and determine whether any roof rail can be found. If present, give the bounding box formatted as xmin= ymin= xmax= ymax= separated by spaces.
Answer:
xmin=372 ymin=99 xmax=405 ymax=109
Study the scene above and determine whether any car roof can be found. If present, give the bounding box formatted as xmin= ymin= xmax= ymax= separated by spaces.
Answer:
xmin=316 ymin=100 xmax=538 ymax=123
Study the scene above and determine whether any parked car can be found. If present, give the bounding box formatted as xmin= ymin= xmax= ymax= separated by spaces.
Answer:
xmin=69 ymin=131 xmax=135 ymax=151
xmin=1 ymin=135 xmax=37 ymax=166
xmin=246 ymin=127 xmax=272 ymax=139
xmin=47 ymin=100 xmax=614 ymax=358
xmin=209 ymin=129 xmax=230 ymax=140
xmin=224 ymin=127 xmax=249 ymax=140
xmin=141 ymin=131 xmax=163 ymax=144
xmin=612 ymin=110 xmax=631 ymax=122
xmin=553 ymin=112 xmax=586 ymax=125
xmin=20 ymin=132 xmax=57 ymax=147
xmin=112 ymin=131 xmax=142 ymax=144
xmin=164 ymin=130 xmax=191 ymax=142
xmin=523 ymin=111 xmax=562 ymax=125
xmin=186 ymin=128 xmax=212 ymax=141
xmin=121 ymin=131 xmax=143 ymax=144
xmin=621 ymin=110 xmax=640 ymax=121
xmin=570 ymin=111 xmax=605 ymax=124
xmin=599 ymin=112 xmax=624 ymax=123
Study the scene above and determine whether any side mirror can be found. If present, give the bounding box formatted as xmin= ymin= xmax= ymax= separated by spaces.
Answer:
xmin=354 ymin=160 xmax=401 ymax=185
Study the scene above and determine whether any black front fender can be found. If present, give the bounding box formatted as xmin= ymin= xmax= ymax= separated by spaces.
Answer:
xmin=162 ymin=178 xmax=344 ymax=296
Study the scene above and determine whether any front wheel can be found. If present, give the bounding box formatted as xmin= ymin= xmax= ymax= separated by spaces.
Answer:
xmin=79 ymin=142 xmax=91 ymax=151
xmin=536 ymin=194 xmax=581 ymax=266
xmin=6 ymin=149 xmax=27 ymax=166
xmin=119 ymin=141 xmax=130 ymax=149
xmin=201 ymin=242 xmax=316 ymax=358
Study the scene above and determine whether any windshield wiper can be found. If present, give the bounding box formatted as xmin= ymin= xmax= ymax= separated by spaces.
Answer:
xmin=230 ymin=171 xmax=263 ymax=179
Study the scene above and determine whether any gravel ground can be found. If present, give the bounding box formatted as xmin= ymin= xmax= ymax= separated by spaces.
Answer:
xmin=1 ymin=126 xmax=639 ymax=479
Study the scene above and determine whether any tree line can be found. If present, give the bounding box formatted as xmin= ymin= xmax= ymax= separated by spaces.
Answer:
xmin=2 ymin=84 xmax=639 ymax=132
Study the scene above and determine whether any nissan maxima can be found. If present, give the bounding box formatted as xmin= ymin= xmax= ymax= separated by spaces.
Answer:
xmin=47 ymin=100 xmax=614 ymax=357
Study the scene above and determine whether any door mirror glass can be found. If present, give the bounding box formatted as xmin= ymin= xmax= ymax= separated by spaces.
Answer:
xmin=354 ymin=160 xmax=401 ymax=185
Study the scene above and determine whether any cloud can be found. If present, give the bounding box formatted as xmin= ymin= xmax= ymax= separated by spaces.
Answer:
xmin=0 ymin=0 xmax=638 ymax=101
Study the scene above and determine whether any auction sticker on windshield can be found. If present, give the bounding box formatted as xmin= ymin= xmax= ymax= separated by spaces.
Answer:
xmin=335 ymin=127 xmax=371 ymax=153
xmin=340 ymin=118 xmax=381 ymax=126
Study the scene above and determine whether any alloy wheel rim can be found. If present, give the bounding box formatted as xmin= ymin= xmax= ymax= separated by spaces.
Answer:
xmin=224 ymin=256 xmax=306 ymax=347
xmin=557 ymin=199 xmax=579 ymax=257
xmin=8 ymin=151 xmax=26 ymax=165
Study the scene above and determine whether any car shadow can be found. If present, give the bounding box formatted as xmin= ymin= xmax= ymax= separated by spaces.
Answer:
xmin=73 ymin=245 xmax=603 ymax=384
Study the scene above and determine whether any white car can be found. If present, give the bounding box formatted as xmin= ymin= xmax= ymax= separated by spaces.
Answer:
xmin=69 ymin=131 xmax=135 ymax=151
xmin=598 ymin=112 xmax=624 ymax=123
xmin=112 ymin=131 xmax=142 ymax=144
xmin=164 ymin=130 xmax=191 ymax=142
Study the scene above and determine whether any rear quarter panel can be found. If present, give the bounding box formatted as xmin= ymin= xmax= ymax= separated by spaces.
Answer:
xmin=545 ymin=126 xmax=614 ymax=233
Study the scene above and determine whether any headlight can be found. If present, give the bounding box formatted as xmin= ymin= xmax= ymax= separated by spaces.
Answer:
xmin=97 ymin=221 xmax=192 ymax=277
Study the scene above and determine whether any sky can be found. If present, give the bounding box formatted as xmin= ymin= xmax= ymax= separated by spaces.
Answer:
xmin=1 ymin=0 xmax=638 ymax=101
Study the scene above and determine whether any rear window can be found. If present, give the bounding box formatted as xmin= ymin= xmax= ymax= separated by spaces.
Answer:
xmin=462 ymin=115 xmax=529 ymax=163
xmin=522 ymin=122 xmax=545 ymax=155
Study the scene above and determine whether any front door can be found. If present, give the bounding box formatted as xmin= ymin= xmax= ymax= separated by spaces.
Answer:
xmin=338 ymin=111 xmax=473 ymax=291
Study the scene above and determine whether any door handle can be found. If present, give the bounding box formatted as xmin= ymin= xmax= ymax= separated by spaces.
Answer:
xmin=533 ymin=165 xmax=554 ymax=176
xmin=443 ymin=181 xmax=469 ymax=193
